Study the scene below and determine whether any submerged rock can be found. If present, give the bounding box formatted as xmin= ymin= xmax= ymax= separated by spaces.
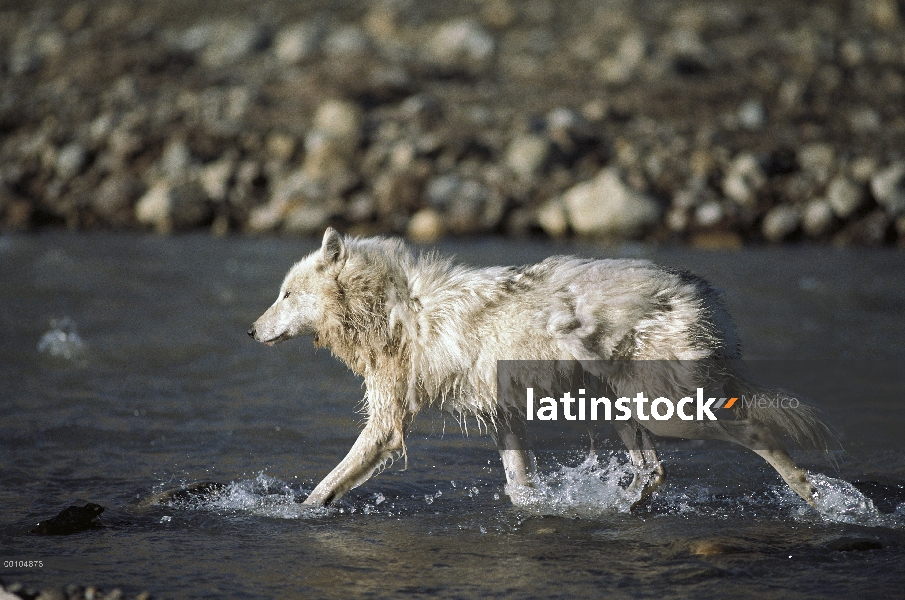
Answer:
xmin=31 ymin=503 xmax=105 ymax=535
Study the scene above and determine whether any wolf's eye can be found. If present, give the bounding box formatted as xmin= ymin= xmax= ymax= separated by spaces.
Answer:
xmin=283 ymin=291 xmax=291 ymax=299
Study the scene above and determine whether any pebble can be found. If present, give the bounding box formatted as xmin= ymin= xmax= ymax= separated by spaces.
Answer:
xmin=1 ymin=1 xmax=902 ymax=247
xmin=722 ymin=153 xmax=764 ymax=206
xmin=55 ymin=143 xmax=87 ymax=180
xmin=562 ymin=166 xmax=661 ymax=237
xmin=92 ymin=175 xmax=145 ymax=226
xmin=802 ymin=198 xmax=834 ymax=237
xmin=429 ymin=19 xmax=496 ymax=70
xmin=159 ymin=138 xmax=192 ymax=178
xmin=273 ymin=22 xmax=321 ymax=63
xmin=797 ymin=143 xmax=836 ymax=183
xmin=598 ymin=31 xmax=646 ymax=84
xmin=311 ymin=100 xmax=363 ymax=152
xmin=694 ymin=200 xmax=724 ymax=227
xmin=738 ymin=99 xmax=766 ymax=130
xmin=201 ymin=20 xmax=266 ymax=67
xmin=323 ymin=25 xmax=370 ymax=58
xmin=826 ymin=175 xmax=864 ymax=218
xmin=199 ymin=157 xmax=235 ymax=202
xmin=870 ymin=162 xmax=905 ymax=216
xmin=283 ymin=203 xmax=330 ymax=234
xmin=761 ymin=204 xmax=799 ymax=242
xmin=536 ymin=197 xmax=569 ymax=237
xmin=135 ymin=181 xmax=210 ymax=233
xmin=407 ymin=208 xmax=445 ymax=242
xmin=504 ymin=134 xmax=549 ymax=179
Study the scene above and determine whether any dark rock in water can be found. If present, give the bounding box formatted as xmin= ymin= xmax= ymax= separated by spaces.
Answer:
xmin=30 ymin=503 xmax=105 ymax=535
xmin=825 ymin=537 xmax=883 ymax=552
xmin=139 ymin=481 xmax=228 ymax=508
xmin=851 ymin=480 xmax=905 ymax=514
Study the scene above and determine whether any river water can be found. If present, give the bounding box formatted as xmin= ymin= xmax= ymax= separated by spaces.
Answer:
xmin=1 ymin=233 xmax=904 ymax=599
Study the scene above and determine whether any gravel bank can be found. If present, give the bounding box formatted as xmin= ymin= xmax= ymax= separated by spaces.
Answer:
xmin=2 ymin=0 xmax=905 ymax=245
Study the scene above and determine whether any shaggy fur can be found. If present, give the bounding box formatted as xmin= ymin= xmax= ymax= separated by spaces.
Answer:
xmin=249 ymin=229 xmax=831 ymax=508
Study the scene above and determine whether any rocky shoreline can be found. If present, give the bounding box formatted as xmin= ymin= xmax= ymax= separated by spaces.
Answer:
xmin=2 ymin=0 xmax=905 ymax=246
xmin=0 ymin=582 xmax=150 ymax=600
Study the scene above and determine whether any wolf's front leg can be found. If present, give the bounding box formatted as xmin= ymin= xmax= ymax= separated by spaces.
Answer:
xmin=303 ymin=422 xmax=405 ymax=506
xmin=491 ymin=414 xmax=536 ymax=488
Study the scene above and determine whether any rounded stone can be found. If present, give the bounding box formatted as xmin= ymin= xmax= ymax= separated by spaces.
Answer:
xmin=825 ymin=176 xmax=864 ymax=218
xmin=407 ymin=208 xmax=445 ymax=243
xmin=802 ymin=199 xmax=834 ymax=237
xmin=761 ymin=205 xmax=800 ymax=242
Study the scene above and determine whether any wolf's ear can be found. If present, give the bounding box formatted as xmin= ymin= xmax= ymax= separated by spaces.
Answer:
xmin=321 ymin=227 xmax=346 ymax=267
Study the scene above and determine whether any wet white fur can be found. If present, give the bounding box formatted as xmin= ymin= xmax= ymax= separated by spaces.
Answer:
xmin=251 ymin=229 xmax=830 ymax=508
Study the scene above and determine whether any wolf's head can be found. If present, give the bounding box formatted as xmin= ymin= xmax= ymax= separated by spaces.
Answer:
xmin=248 ymin=228 xmax=347 ymax=346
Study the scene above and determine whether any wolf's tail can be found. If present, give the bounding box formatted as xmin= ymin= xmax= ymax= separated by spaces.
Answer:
xmin=722 ymin=368 xmax=837 ymax=453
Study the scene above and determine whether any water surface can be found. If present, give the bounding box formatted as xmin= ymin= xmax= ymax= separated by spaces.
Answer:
xmin=1 ymin=233 xmax=904 ymax=599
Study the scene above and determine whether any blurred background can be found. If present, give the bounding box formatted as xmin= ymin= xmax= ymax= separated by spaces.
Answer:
xmin=2 ymin=0 xmax=905 ymax=246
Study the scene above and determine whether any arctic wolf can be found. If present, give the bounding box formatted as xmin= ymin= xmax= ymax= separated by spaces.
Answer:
xmin=249 ymin=228 xmax=831 ymax=508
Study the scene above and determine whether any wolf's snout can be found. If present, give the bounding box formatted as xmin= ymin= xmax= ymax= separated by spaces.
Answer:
xmin=247 ymin=325 xmax=256 ymax=339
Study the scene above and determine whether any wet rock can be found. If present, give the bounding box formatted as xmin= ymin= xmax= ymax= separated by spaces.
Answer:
xmin=562 ymin=166 xmax=661 ymax=237
xmin=428 ymin=19 xmax=496 ymax=72
xmin=688 ymin=539 xmax=743 ymax=556
xmin=870 ymin=162 xmax=905 ymax=216
xmin=407 ymin=208 xmax=445 ymax=242
xmin=137 ymin=481 xmax=228 ymax=508
xmin=31 ymin=503 xmax=104 ymax=535
xmin=826 ymin=176 xmax=865 ymax=218
xmin=92 ymin=175 xmax=145 ymax=227
xmin=761 ymin=204 xmax=799 ymax=242
xmin=825 ymin=537 xmax=883 ymax=552
xmin=273 ymin=22 xmax=321 ymax=64
xmin=55 ymin=143 xmax=87 ymax=181
xmin=802 ymin=199 xmax=834 ymax=237
xmin=135 ymin=181 xmax=211 ymax=233
xmin=504 ymin=134 xmax=549 ymax=179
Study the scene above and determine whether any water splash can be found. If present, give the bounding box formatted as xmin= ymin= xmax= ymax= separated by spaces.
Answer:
xmin=805 ymin=472 xmax=904 ymax=528
xmin=37 ymin=317 xmax=87 ymax=361
xmin=194 ymin=473 xmax=337 ymax=519
xmin=505 ymin=451 xmax=641 ymax=517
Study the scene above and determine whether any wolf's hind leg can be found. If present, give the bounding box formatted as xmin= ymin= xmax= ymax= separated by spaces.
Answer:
xmin=711 ymin=420 xmax=816 ymax=506
xmin=614 ymin=422 xmax=665 ymax=510
xmin=491 ymin=413 xmax=536 ymax=488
